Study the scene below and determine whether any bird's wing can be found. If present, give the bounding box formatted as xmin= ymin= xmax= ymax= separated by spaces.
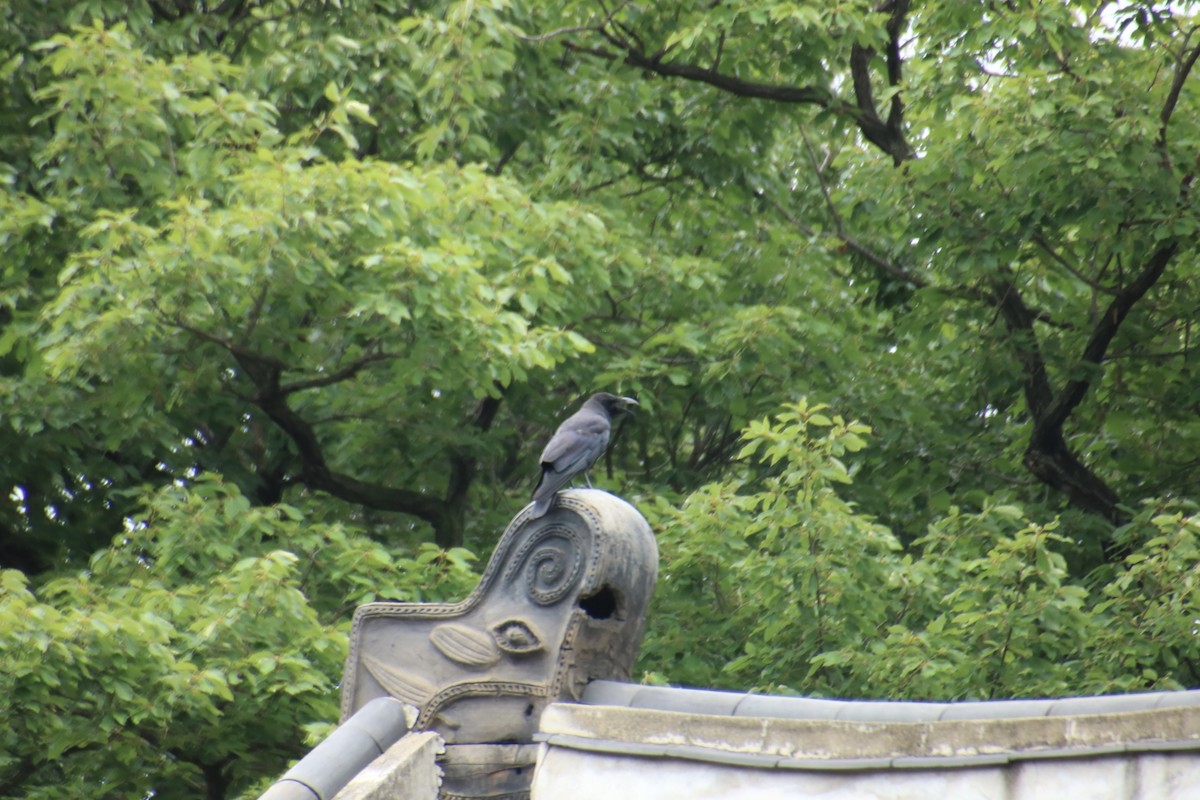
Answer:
xmin=539 ymin=415 xmax=610 ymax=474
xmin=529 ymin=403 xmax=614 ymax=518
xmin=531 ymin=428 xmax=607 ymax=517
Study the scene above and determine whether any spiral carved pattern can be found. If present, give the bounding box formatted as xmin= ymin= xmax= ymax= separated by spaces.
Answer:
xmin=507 ymin=525 xmax=584 ymax=606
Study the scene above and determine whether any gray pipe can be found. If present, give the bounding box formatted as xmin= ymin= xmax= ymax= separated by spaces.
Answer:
xmin=258 ymin=697 xmax=415 ymax=800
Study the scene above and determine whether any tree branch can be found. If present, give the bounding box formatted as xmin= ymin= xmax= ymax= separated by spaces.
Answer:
xmin=1031 ymin=233 xmax=1117 ymax=294
xmin=239 ymin=348 xmax=450 ymax=530
xmin=991 ymin=279 xmax=1056 ymax=420
xmin=240 ymin=282 xmax=271 ymax=345
xmin=992 ymin=278 xmax=1123 ymax=526
xmin=1159 ymin=31 xmax=1200 ymax=157
xmin=615 ymin=45 xmax=840 ymax=107
xmin=171 ymin=318 xmax=287 ymax=371
xmin=849 ymin=43 xmax=883 ymax=131
xmin=172 ymin=320 xmax=458 ymax=541
xmin=847 ymin=0 xmax=914 ymax=164
xmin=761 ymin=189 xmax=926 ymax=288
xmin=882 ymin=0 xmax=911 ymax=141
xmin=279 ymin=351 xmax=400 ymax=395
xmin=516 ymin=23 xmax=608 ymax=42
xmin=990 ymin=240 xmax=1179 ymax=531
xmin=799 ymin=126 xmax=846 ymax=234
xmin=514 ymin=2 xmax=628 ymax=42
xmin=1034 ymin=243 xmax=1178 ymax=441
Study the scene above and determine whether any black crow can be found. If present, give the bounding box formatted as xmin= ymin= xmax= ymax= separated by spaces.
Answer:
xmin=529 ymin=392 xmax=639 ymax=518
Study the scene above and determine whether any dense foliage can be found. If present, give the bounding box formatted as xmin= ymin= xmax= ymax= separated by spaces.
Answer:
xmin=2 ymin=1 xmax=1199 ymax=797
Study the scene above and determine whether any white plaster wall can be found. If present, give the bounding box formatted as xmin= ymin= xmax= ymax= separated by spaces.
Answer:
xmin=530 ymin=749 xmax=1200 ymax=800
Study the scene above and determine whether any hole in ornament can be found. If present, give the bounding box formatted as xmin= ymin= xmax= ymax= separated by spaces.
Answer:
xmin=579 ymin=585 xmax=618 ymax=620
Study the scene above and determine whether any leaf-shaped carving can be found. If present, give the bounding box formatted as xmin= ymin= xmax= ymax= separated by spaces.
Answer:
xmin=362 ymin=654 xmax=436 ymax=706
xmin=430 ymin=622 xmax=501 ymax=667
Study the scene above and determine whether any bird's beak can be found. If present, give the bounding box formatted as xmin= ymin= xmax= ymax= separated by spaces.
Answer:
xmin=617 ymin=396 xmax=639 ymax=411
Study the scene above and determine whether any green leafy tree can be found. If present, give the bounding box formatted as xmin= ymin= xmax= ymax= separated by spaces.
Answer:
xmin=509 ymin=0 xmax=1200 ymax=555
xmin=4 ymin=2 xmax=1200 ymax=796
xmin=0 ymin=475 xmax=477 ymax=798
xmin=641 ymin=403 xmax=1200 ymax=699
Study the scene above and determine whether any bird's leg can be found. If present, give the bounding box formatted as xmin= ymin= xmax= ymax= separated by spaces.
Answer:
xmin=584 ymin=472 xmax=593 ymax=488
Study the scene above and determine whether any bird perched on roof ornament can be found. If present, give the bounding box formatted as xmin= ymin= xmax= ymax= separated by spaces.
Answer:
xmin=529 ymin=392 xmax=639 ymax=519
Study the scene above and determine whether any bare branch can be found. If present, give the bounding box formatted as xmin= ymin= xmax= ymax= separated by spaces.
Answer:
xmin=168 ymin=316 xmax=459 ymax=542
xmin=558 ymin=15 xmax=838 ymax=106
xmin=1161 ymin=31 xmax=1200 ymax=129
xmin=279 ymin=351 xmax=400 ymax=395
xmin=761 ymin=189 xmax=926 ymax=288
xmin=712 ymin=28 xmax=725 ymax=71
xmin=1035 ymin=242 xmax=1178 ymax=439
xmin=991 ymin=277 xmax=1124 ymax=524
xmin=612 ymin=17 xmax=647 ymax=53
xmin=849 ymin=43 xmax=883 ymax=130
xmin=1159 ymin=30 xmax=1200 ymax=164
xmin=227 ymin=346 xmax=453 ymax=534
xmin=554 ymin=15 xmax=912 ymax=163
xmin=1031 ymin=233 xmax=1117 ymax=294
xmin=619 ymin=44 xmax=838 ymax=106
xmin=170 ymin=317 xmax=288 ymax=371
xmin=799 ymin=126 xmax=845 ymax=234
xmin=846 ymin=0 xmax=914 ymax=164
xmin=991 ymin=279 xmax=1056 ymax=419
xmin=882 ymin=0 xmax=911 ymax=140
xmin=992 ymin=239 xmax=1179 ymax=530
xmin=241 ymin=282 xmax=270 ymax=344
xmin=515 ymin=2 xmax=628 ymax=42
xmin=515 ymin=22 xmax=607 ymax=42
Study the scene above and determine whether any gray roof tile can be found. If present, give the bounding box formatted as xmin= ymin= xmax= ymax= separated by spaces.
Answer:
xmin=626 ymin=685 xmax=743 ymax=716
xmin=937 ymin=699 xmax=1053 ymax=721
xmin=580 ymin=681 xmax=1200 ymax=724
xmin=1046 ymin=693 xmax=1167 ymax=717
xmin=732 ymin=694 xmax=845 ymax=720
xmin=833 ymin=700 xmax=953 ymax=723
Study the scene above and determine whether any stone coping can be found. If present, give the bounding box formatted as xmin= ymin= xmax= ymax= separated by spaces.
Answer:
xmin=534 ymin=685 xmax=1200 ymax=770
xmin=579 ymin=680 xmax=1200 ymax=722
